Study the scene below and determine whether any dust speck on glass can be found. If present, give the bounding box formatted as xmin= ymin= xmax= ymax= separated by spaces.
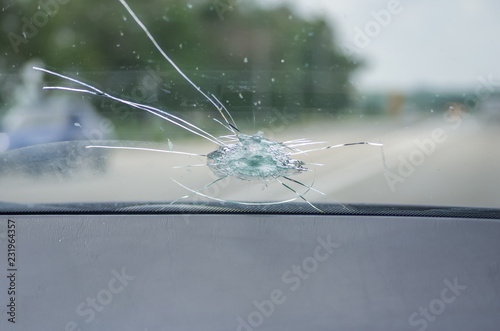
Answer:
xmin=1 ymin=0 xmax=499 ymax=210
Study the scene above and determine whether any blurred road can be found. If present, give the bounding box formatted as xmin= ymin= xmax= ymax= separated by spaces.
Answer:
xmin=1 ymin=114 xmax=499 ymax=209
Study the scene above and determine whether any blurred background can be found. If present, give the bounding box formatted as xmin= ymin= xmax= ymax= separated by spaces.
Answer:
xmin=0 ymin=0 xmax=499 ymax=208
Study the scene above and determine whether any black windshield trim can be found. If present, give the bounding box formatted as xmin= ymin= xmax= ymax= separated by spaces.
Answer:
xmin=1 ymin=201 xmax=500 ymax=220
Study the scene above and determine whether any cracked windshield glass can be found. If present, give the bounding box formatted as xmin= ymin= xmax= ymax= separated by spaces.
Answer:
xmin=1 ymin=0 xmax=499 ymax=210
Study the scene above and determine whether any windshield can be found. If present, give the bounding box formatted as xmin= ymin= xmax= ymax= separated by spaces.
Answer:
xmin=1 ymin=0 xmax=499 ymax=212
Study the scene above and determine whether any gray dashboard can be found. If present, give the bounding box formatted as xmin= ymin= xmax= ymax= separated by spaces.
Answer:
xmin=1 ymin=210 xmax=499 ymax=330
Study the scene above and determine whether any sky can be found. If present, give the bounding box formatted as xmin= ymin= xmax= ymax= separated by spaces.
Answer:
xmin=259 ymin=0 xmax=500 ymax=92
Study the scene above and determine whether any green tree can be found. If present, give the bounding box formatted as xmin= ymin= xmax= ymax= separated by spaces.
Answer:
xmin=1 ymin=0 xmax=358 ymax=125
